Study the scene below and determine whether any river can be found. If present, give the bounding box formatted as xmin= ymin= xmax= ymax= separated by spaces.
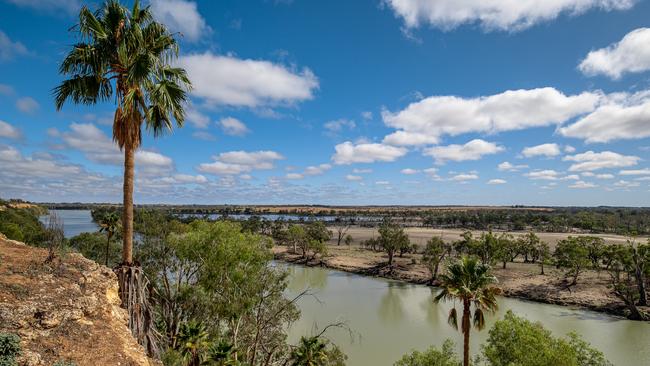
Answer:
xmin=284 ymin=264 xmax=650 ymax=366
xmin=44 ymin=210 xmax=650 ymax=365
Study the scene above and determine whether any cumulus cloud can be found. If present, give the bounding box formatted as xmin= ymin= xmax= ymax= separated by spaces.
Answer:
xmin=382 ymin=88 xmax=599 ymax=146
xmin=217 ymin=117 xmax=250 ymax=136
xmin=198 ymin=150 xmax=284 ymax=175
xmin=450 ymin=173 xmax=479 ymax=182
xmin=521 ymin=143 xmax=561 ymax=158
xmin=525 ymin=170 xmax=562 ymax=180
xmin=424 ymin=139 xmax=503 ymax=164
xmin=150 ymin=0 xmax=210 ymax=42
xmin=558 ymin=91 xmax=650 ymax=142
xmin=304 ymin=163 xmax=332 ymax=176
xmin=0 ymin=30 xmax=27 ymax=61
xmin=15 ymin=97 xmax=39 ymax=114
xmin=286 ymin=173 xmax=304 ymax=180
xmin=0 ymin=120 xmax=21 ymax=139
xmin=563 ymin=151 xmax=640 ymax=171
xmin=498 ymin=161 xmax=528 ymax=172
xmin=383 ymin=0 xmax=634 ymax=32
xmin=346 ymin=174 xmax=363 ymax=181
xmin=352 ymin=168 xmax=372 ymax=174
xmin=186 ymin=107 xmax=211 ymax=129
xmin=179 ymin=52 xmax=319 ymax=108
xmin=579 ymin=28 xmax=650 ymax=79
xmin=487 ymin=179 xmax=507 ymax=185
xmin=332 ymin=141 xmax=407 ymax=165
xmin=361 ymin=111 xmax=373 ymax=120
xmin=192 ymin=131 xmax=216 ymax=141
xmin=613 ymin=179 xmax=640 ymax=188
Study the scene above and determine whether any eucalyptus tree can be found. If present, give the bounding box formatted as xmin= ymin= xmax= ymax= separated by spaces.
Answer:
xmin=435 ymin=256 xmax=501 ymax=366
xmin=54 ymin=0 xmax=191 ymax=354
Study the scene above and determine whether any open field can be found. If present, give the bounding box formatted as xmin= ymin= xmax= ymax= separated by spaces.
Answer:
xmin=327 ymin=226 xmax=648 ymax=250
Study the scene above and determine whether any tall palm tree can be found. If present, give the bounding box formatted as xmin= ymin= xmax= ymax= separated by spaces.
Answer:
xmin=434 ymin=256 xmax=502 ymax=366
xmin=98 ymin=212 xmax=119 ymax=266
xmin=54 ymin=0 xmax=191 ymax=266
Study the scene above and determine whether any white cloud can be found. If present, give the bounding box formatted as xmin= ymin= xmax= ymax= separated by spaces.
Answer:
xmin=423 ymin=168 xmax=441 ymax=180
xmin=198 ymin=150 xmax=284 ymax=175
xmin=401 ymin=168 xmax=420 ymax=175
xmin=352 ymin=168 xmax=372 ymax=174
xmin=569 ymin=180 xmax=598 ymax=189
xmin=286 ymin=173 xmax=304 ymax=180
xmin=525 ymin=170 xmax=561 ymax=180
xmin=564 ymin=145 xmax=576 ymax=153
xmin=619 ymin=168 xmax=650 ymax=175
xmin=179 ymin=52 xmax=319 ymax=108
xmin=304 ymin=163 xmax=332 ymax=176
xmin=346 ymin=174 xmax=363 ymax=181
xmin=324 ymin=118 xmax=356 ymax=134
xmin=382 ymin=88 xmax=599 ymax=146
xmin=150 ymin=0 xmax=210 ymax=42
xmin=0 ymin=84 xmax=14 ymax=96
xmin=595 ymin=173 xmax=615 ymax=179
xmin=451 ymin=173 xmax=479 ymax=181
xmin=186 ymin=107 xmax=211 ymax=129
xmin=498 ymin=161 xmax=528 ymax=172
xmin=579 ymin=28 xmax=650 ymax=79
xmin=487 ymin=179 xmax=507 ymax=185
xmin=0 ymin=30 xmax=27 ymax=61
xmin=15 ymin=97 xmax=39 ymax=114
xmin=424 ymin=139 xmax=503 ymax=164
xmin=375 ymin=180 xmax=390 ymax=185
xmin=217 ymin=117 xmax=250 ymax=136
xmin=4 ymin=0 xmax=80 ymax=15
xmin=383 ymin=0 xmax=634 ymax=32
xmin=558 ymin=92 xmax=650 ymax=142
xmin=521 ymin=143 xmax=561 ymax=158
xmin=332 ymin=141 xmax=407 ymax=165
xmin=0 ymin=120 xmax=21 ymax=139
xmin=563 ymin=151 xmax=640 ymax=171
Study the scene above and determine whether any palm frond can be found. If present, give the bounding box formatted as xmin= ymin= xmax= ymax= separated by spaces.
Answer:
xmin=447 ymin=307 xmax=458 ymax=330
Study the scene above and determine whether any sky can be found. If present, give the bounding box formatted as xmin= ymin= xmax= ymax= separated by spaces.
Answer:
xmin=1 ymin=0 xmax=650 ymax=206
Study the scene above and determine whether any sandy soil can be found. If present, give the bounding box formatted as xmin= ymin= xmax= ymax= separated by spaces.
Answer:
xmin=274 ymin=244 xmax=650 ymax=320
xmin=328 ymin=226 xmax=646 ymax=250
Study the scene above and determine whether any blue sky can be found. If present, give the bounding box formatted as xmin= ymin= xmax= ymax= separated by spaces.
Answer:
xmin=1 ymin=0 xmax=650 ymax=205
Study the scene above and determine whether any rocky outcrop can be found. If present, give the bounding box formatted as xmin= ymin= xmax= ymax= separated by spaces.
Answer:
xmin=0 ymin=234 xmax=159 ymax=366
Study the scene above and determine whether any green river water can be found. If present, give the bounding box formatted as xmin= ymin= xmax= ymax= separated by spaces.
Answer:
xmin=284 ymin=264 xmax=650 ymax=366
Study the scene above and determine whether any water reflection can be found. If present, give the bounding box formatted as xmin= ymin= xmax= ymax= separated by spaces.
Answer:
xmin=378 ymin=282 xmax=406 ymax=325
xmin=287 ymin=265 xmax=329 ymax=292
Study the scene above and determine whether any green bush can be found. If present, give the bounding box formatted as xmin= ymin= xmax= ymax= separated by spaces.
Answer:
xmin=0 ymin=333 xmax=21 ymax=366
xmin=394 ymin=340 xmax=461 ymax=366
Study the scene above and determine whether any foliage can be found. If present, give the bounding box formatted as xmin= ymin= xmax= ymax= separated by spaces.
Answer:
xmin=554 ymin=237 xmax=591 ymax=287
xmin=482 ymin=311 xmax=612 ymax=366
xmin=422 ymin=236 xmax=451 ymax=283
xmin=605 ymin=241 xmax=649 ymax=319
xmin=98 ymin=212 xmax=120 ymax=266
xmin=0 ymin=333 xmax=20 ymax=366
xmin=290 ymin=336 xmax=346 ymax=366
xmin=378 ymin=220 xmax=410 ymax=268
xmin=0 ymin=206 xmax=48 ymax=245
xmin=393 ymin=339 xmax=461 ymax=366
xmin=69 ymin=232 xmax=121 ymax=267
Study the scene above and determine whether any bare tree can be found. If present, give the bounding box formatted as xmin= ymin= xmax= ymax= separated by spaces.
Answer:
xmin=333 ymin=217 xmax=352 ymax=246
xmin=44 ymin=212 xmax=65 ymax=264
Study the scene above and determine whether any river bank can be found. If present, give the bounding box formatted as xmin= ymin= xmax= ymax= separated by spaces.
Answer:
xmin=273 ymin=245 xmax=650 ymax=321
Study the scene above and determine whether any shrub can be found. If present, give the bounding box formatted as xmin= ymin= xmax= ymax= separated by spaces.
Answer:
xmin=0 ymin=333 xmax=21 ymax=366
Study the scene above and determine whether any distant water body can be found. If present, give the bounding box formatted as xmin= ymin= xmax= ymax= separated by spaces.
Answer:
xmin=39 ymin=209 xmax=99 ymax=238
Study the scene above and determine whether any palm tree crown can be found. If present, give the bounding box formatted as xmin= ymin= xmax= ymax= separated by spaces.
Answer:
xmin=54 ymin=0 xmax=192 ymax=265
xmin=435 ymin=256 xmax=502 ymax=366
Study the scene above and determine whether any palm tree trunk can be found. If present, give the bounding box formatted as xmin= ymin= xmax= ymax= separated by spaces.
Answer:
xmin=462 ymin=300 xmax=470 ymax=366
xmin=122 ymin=142 xmax=135 ymax=265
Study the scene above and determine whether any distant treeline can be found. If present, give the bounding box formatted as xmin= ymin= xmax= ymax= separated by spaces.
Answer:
xmin=82 ymin=205 xmax=650 ymax=236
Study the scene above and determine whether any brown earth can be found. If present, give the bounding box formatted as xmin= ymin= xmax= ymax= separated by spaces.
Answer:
xmin=273 ymin=244 xmax=650 ymax=320
xmin=0 ymin=234 xmax=159 ymax=366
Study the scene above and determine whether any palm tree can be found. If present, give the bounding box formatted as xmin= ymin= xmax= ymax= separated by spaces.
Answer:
xmin=54 ymin=0 xmax=191 ymax=266
xmin=177 ymin=321 xmax=210 ymax=366
xmin=434 ymin=256 xmax=502 ymax=366
xmin=98 ymin=212 xmax=119 ymax=266
xmin=290 ymin=336 xmax=329 ymax=366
